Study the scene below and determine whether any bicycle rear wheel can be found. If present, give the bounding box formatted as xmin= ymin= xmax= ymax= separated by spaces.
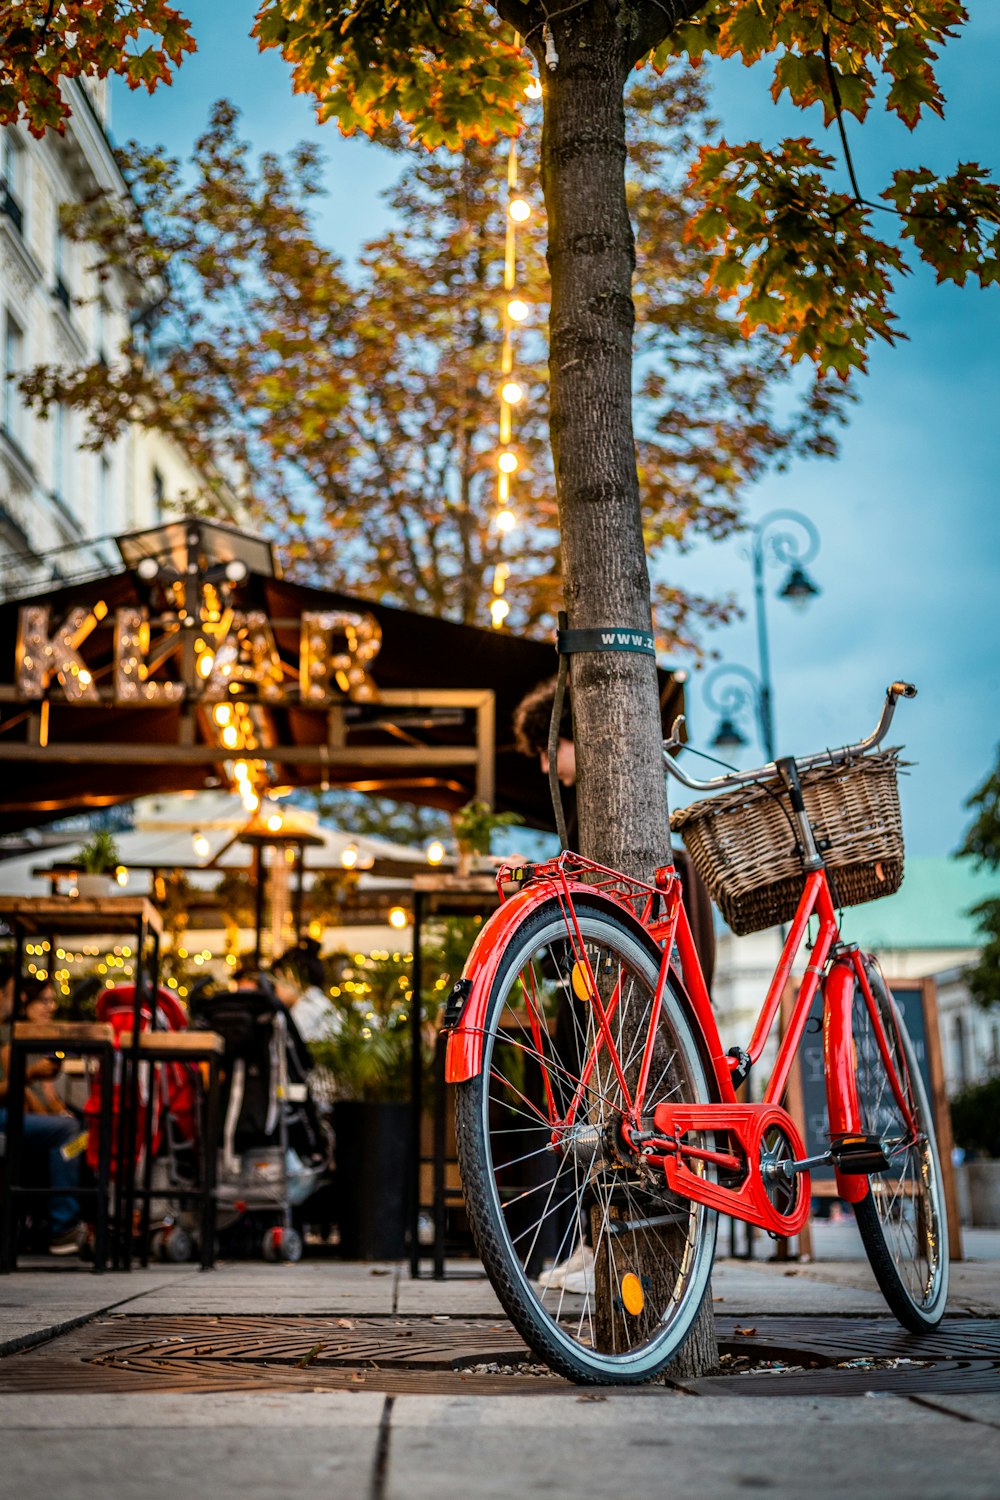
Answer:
xmin=851 ymin=960 xmax=949 ymax=1331
xmin=455 ymin=896 xmax=717 ymax=1384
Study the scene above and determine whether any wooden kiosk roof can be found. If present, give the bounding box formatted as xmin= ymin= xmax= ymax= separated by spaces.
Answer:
xmin=0 ymin=522 xmax=685 ymax=835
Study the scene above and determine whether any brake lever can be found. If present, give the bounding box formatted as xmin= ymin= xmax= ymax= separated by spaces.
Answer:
xmin=663 ymin=714 xmax=686 ymax=755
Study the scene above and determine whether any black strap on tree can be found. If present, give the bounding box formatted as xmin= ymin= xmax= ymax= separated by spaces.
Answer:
xmin=547 ymin=613 xmax=658 ymax=852
xmin=548 ymin=613 xmax=571 ymax=851
xmin=556 ymin=626 xmax=656 ymax=659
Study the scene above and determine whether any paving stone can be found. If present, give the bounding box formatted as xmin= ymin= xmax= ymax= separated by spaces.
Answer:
xmin=383 ymin=1400 xmax=1000 ymax=1500
xmin=1 ymin=1423 xmax=381 ymax=1500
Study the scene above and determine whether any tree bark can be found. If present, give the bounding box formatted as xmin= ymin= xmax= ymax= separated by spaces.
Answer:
xmin=535 ymin=0 xmax=718 ymax=1377
xmin=540 ymin=4 xmax=668 ymax=876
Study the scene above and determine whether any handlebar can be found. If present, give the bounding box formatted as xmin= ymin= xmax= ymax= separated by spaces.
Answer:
xmin=663 ymin=682 xmax=917 ymax=793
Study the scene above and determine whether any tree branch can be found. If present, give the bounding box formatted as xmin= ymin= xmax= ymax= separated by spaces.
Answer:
xmin=491 ymin=0 xmax=545 ymax=48
xmin=821 ymin=28 xmax=863 ymax=205
xmin=629 ymin=0 xmax=707 ymax=69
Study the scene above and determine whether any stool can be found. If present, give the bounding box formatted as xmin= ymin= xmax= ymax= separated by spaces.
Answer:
xmin=118 ymin=1030 xmax=223 ymax=1271
xmin=1 ymin=1022 xmax=116 ymax=1273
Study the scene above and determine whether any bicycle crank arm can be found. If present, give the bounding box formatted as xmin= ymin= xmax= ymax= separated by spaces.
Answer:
xmin=762 ymin=1151 xmax=833 ymax=1182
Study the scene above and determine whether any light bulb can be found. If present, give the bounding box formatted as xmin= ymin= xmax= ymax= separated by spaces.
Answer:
xmin=197 ymin=651 xmax=214 ymax=679
xmin=266 ymin=813 xmax=283 ymax=833
xmin=233 ymin=760 xmax=250 ymax=782
xmin=496 ymin=509 xmax=517 ymax=532
xmin=341 ymin=845 xmax=359 ymax=869
xmin=193 ymin=831 xmax=211 ymax=859
xmin=213 ymin=703 xmax=232 ymax=726
xmin=426 ymin=840 xmax=445 ymax=866
xmin=501 ymin=381 xmax=523 ymax=405
xmin=507 ymin=298 xmax=529 ymax=322
xmin=221 ymin=724 xmax=239 ymax=749
xmin=498 ymin=451 xmax=518 ymax=473
xmin=508 ymin=198 xmax=531 ymax=222
xmin=115 ymin=866 xmax=129 ymax=887
xmin=388 ymin=907 xmax=408 ymax=930
xmin=242 ymin=791 xmax=259 ymax=813
xmin=491 ymin=598 xmax=510 ymax=627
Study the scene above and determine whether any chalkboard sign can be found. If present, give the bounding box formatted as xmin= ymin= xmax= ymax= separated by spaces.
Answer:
xmin=795 ymin=979 xmax=932 ymax=1183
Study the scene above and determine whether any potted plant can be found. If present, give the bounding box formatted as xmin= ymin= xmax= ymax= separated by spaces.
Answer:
xmin=73 ymin=830 xmax=121 ymax=898
xmin=451 ymin=799 xmax=523 ymax=877
xmin=951 ymin=1074 xmax=1000 ymax=1226
xmin=309 ymin=951 xmax=417 ymax=1259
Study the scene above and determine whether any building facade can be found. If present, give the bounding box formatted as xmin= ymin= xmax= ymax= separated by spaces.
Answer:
xmin=1 ymin=79 xmax=235 ymax=599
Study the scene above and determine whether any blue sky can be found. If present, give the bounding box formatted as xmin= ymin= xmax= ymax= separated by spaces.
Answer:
xmin=112 ymin=5 xmax=1000 ymax=859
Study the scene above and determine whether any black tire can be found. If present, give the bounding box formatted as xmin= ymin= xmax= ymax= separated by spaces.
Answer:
xmin=852 ymin=960 xmax=949 ymax=1331
xmin=455 ymin=896 xmax=717 ymax=1384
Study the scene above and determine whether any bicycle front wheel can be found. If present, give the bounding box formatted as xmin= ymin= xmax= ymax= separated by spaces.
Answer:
xmin=455 ymin=896 xmax=717 ymax=1384
xmin=852 ymin=960 xmax=949 ymax=1331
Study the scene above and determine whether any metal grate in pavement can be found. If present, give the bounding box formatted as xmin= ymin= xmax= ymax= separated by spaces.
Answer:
xmin=0 ymin=1315 xmax=563 ymax=1396
xmin=0 ymin=1313 xmax=996 ymax=1397
xmin=683 ymin=1317 xmax=1000 ymax=1398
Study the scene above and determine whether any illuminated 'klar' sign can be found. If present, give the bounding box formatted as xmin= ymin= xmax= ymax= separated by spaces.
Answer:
xmin=15 ymin=604 xmax=382 ymax=705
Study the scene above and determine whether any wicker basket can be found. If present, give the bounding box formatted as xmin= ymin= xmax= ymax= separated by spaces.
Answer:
xmin=669 ymin=750 xmax=905 ymax=936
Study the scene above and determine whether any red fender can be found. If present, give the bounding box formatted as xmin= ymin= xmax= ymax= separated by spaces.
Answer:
xmin=823 ymin=957 xmax=867 ymax=1204
xmin=444 ymin=881 xmax=730 ymax=1096
xmin=445 ymin=882 xmax=566 ymax=1084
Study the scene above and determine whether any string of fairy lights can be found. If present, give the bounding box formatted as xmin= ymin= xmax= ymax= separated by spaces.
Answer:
xmin=490 ymin=60 xmax=542 ymax=630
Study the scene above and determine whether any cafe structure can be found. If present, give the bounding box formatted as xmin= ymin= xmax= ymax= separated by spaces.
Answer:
xmin=0 ymin=516 xmax=687 ymax=1271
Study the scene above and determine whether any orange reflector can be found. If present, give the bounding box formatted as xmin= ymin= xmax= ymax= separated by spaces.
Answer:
xmin=571 ymin=961 xmax=592 ymax=1002
xmin=621 ymin=1273 xmax=644 ymax=1316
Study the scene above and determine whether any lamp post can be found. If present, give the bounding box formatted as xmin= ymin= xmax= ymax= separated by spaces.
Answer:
xmin=707 ymin=510 xmax=821 ymax=761
xmin=749 ymin=510 xmax=821 ymax=761
xmin=703 ymin=664 xmax=765 ymax=755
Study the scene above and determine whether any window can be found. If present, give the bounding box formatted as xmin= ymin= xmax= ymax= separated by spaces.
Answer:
xmin=54 ymin=402 xmax=70 ymax=502
xmin=951 ymin=1013 xmax=968 ymax=1090
xmin=96 ymin=295 xmax=109 ymax=363
xmin=3 ymin=311 xmax=26 ymax=446
xmin=97 ymin=454 xmax=111 ymax=533
xmin=1 ymin=129 xmax=25 ymax=235
xmin=53 ymin=221 xmax=71 ymax=310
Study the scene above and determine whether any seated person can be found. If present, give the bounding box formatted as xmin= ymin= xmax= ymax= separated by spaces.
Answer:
xmin=17 ymin=978 xmax=78 ymax=1118
xmin=271 ymin=942 xmax=338 ymax=1044
xmin=0 ymin=962 xmax=83 ymax=1254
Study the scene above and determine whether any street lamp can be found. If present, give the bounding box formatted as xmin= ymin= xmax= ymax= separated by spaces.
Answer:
xmin=708 ymin=510 xmax=821 ymax=762
xmin=704 ymin=664 xmax=761 ymax=754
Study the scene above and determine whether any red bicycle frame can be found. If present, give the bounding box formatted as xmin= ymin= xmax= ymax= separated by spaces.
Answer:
xmin=445 ymin=852 xmax=919 ymax=1238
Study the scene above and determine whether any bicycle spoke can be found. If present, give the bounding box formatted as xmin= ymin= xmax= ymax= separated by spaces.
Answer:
xmin=850 ymin=967 xmax=947 ymax=1329
xmin=456 ymin=899 xmax=717 ymax=1383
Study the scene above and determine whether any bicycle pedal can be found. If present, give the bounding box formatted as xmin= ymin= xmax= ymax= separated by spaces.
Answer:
xmin=828 ymin=1133 xmax=892 ymax=1175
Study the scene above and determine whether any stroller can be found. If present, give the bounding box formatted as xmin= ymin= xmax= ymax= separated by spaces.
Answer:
xmin=82 ymin=984 xmax=205 ymax=1263
xmin=190 ymin=984 xmax=333 ymax=1262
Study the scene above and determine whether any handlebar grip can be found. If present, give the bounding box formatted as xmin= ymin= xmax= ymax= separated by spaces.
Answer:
xmin=889 ymin=682 xmax=918 ymax=699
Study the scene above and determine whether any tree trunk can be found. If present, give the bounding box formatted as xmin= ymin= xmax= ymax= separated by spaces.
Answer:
xmin=541 ymin=6 xmax=668 ymax=875
xmin=537 ymin=0 xmax=718 ymax=1377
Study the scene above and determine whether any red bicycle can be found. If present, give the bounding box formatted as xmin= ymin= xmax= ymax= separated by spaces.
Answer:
xmin=446 ymin=683 xmax=948 ymax=1384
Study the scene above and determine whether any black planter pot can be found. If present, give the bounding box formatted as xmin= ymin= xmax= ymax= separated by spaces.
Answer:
xmin=332 ymin=1100 xmax=411 ymax=1260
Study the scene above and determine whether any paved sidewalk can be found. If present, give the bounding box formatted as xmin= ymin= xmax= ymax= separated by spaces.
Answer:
xmin=1 ymin=1234 xmax=998 ymax=1500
